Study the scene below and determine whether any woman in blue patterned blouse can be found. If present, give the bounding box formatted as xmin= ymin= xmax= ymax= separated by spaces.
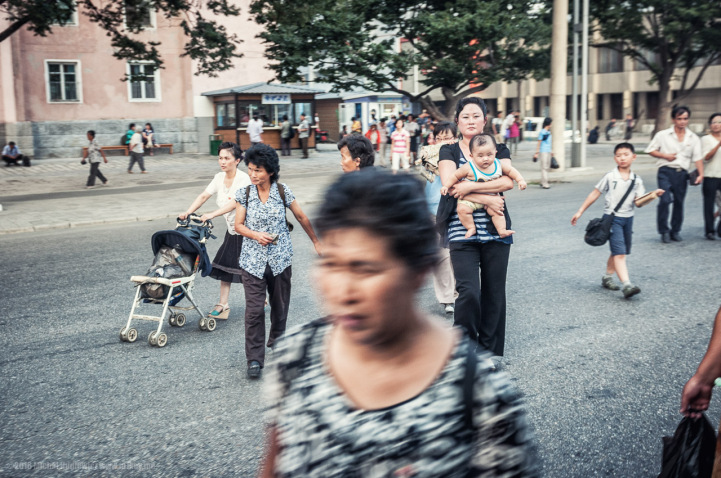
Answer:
xmin=234 ymin=144 xmax=322 ymax=379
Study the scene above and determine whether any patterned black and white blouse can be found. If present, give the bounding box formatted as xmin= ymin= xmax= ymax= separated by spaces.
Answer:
xmin=265 ymin=318 xmax=539 ymax=477
xmin=235 ymin=182 xmax=295 ymax=279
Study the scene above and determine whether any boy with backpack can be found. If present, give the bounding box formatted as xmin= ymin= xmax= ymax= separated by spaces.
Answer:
xmin=570 ymin=143 xmax=664 ymax=299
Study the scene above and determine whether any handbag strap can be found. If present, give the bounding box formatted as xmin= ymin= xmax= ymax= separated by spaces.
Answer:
xmin=612 ymin=176 xmax=636 ymax=215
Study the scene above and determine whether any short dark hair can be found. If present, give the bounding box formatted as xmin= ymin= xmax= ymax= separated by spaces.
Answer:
xmin=337 ymin=134 xmax=375 ymax=169
xmin=469 ymin=133 xmax=497 ymax=153
xmin=434 ymin=121 xmax=457 ymax=138
xmin=87 ymin=130 xmax=96 ymax=138
xmin=244 ymin=143 xmax=280 ymax=182
xmin=671 ymin=105 xmax=691 ymax=119
xmin=128 ymin=123 xmax=135 ymax=130
xmin=454 ymin=97 xmax=488 ymax=122
xmin=542 ymin=117 xmax=552 ymax=128
xmin=708 ymin=113 xmax=721 ymax=125
xmin=614 ymin=142 xmax=635 ymax=154
xmin=315 ymin=169 xmax=438 ymax=272
xmin=282 ymin=114 xmax=288 ymax=121
xmin=8 ymin=141 xmax=15 ymax=146
xmin=219 ymin=141 xmax=243 ymax=161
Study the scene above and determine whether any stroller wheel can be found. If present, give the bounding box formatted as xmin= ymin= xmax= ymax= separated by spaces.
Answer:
xmin=175 ymin=313 xmax=186 ymax=327
xmin=119 ymin=327 xmax=128 ymax=342
xmin=156 ymin=333 xmax=168 ymax=347
xmin=148 ymin=331 xmax=158 ymax=346
xmin=198 ymin=318 xmax=207 ymax=330
xmin=206 ymin=318 xmax=217 ymax=331
xmin=169 ymin=314 xmax=177 ymax=326
xmin=126 ymin=328 xmax=138 ymax=343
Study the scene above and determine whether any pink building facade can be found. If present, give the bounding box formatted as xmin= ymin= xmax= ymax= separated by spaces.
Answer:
xmin=0 ymin=1 xmax=273 ymax=158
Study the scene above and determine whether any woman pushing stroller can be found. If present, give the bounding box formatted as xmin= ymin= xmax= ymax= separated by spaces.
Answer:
xmin=179 ymin=142 xmax=251 ymax=320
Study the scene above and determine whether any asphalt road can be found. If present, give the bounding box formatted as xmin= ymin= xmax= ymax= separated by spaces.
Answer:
xmin=0 ymin=174 xmax=719 ymax=477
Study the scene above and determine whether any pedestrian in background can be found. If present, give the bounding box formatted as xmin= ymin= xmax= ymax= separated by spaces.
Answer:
xmin=421 ymin=121 xmax=459 ymax=314
xmin=701 ymin=113 xmax=721 ymax=239
xmin=234 ymin=144 xmax=321 ymax=379
xmin=81 ymin=130 xmax=108 ymax=189
xmin=142 ymin=122 xmax=158 ymax=156
xmin=179 ymin=142 xmax=251 ymax=320
xmin=588 ymin=125 xmax=600 ymax=144
xmin=507 ymin=114 xmax=521 ymax=156
xmin=2 ymin=141 xmax=26 ymax=167
xmin=298 ymin=114 xmax=310 ymax=159
xmin=533 ymin=117 xmax=553 ymax=189
xmin=127 ymin=125 xmax=146 ymax=173
xmin=605 ymin=119 xmax=616 ymax=141
xmin=645 ymin=105 xmax=703 ymax=243
xmin=280 ymin=115 xmax=292 ymax=157
xmin=390 ymin=117 xmax=411 ymax=173
xmin=351 ymin=116 xmax=362 ymax=134
xmin=338 ymin=134 xmax=375 ymax=173
xmin=405 ymin=114 xmax=420 ymax=165
xmin=247 ymin=114 xmax=264 ymax=146
xmin=377 ymin=119 xmax=389 ymax=167
xmin=260 ymin=169 xmax=539 ymax=477
xmin=571 ymin=143 xmax=664 ymax=299
xmin=364 ymin=123 xmax=380 ymax=154
xmin=623 ymin=114 xmax=635 ymax=140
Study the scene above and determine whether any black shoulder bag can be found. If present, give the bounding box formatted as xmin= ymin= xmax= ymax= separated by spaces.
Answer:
xmin=584 ymin=176 xmax=635 ymax=246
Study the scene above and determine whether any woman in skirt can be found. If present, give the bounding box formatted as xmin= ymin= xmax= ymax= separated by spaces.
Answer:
xmin=180 ymin=142 xmax=251 ymax=319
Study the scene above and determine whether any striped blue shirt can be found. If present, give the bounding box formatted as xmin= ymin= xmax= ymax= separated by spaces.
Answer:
xmin=448 ymin=152 xmax=513 ymax=245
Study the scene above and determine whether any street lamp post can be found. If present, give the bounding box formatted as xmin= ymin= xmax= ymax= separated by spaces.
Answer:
xmin=550 ymin=0 xmax=569 ymax=171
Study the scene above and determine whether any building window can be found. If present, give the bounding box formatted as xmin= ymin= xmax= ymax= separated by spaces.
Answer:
xmin=646 ymin=92 xmax=659 ymax=120
xmin=597 ymin=94 xmax=604 ymax=120
xmin=610 ymin=93 xmax=623 ymax=119
xmin=45 ymin=61 xmax=81 ymax=103
xmin=216 ymin=103 xmax=236 ymax=128
xmin=634 ymin=49 xmax=661 ymax=71
xmin=125 ymin=0 xmax=155 ymax=29
xmin=53 ymin=1 xmax=79 ymax=26
xmin=127 ymin=63 xmax=160 ymax=101
xmin=598 ymin=47 xmax=624 ymax=73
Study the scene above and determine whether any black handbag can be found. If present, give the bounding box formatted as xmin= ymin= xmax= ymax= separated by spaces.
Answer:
xmin=688 ymin=169 xmax=700 ymax=186
xmin=584 ymin=177 xmax=635 ymax=246
xmin=550 ymin=156 xmax=559 ymax=169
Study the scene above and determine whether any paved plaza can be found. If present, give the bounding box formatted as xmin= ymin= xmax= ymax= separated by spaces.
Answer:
xmin=0 ymin=140 xmax=719 ymax=477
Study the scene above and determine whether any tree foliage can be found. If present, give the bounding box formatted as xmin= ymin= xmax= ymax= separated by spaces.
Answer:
xmin=591 ymin=0 xmax=721 ymax=131
xmin=250 ymin=0 xmax=552 ymax=119
xmin=0 ymin=0 xmax=243 ymax=77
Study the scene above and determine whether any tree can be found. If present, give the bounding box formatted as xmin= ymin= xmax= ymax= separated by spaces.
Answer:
xmin=0 ymin=0 xmax=243 ymax=77
xmin=592 ymin=0 xmax=721 ymax=133
xmin=250 ymin=0 xmax=551 ymax=120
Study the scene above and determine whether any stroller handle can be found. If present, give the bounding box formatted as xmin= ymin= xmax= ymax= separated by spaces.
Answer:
xmin=177 ymin=213 xmax=213 ymax=228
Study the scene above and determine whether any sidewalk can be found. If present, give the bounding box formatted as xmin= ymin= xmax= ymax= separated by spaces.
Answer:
xmin=0 ymin=140 xmax=655 ymax=235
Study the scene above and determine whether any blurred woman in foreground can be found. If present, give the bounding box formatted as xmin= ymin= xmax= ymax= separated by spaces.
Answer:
xmin=260 ymin=168 xmax=538 ymax=477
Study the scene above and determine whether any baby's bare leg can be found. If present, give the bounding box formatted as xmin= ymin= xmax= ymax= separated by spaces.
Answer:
xmin=487 ymin=208 xmax=515 ymax=238
xmin=457 ymin=203 xmax=477 ymax=238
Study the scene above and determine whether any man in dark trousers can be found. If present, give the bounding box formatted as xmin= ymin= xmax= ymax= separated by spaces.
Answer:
xmin=645 ymin=105 xmax=703 ymax=243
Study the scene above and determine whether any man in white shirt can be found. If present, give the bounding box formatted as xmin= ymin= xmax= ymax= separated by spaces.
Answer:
xmin=128 ymin=125 xmax=147 ymax=173
xmin=298 ymin=114 xmax=310 ymax=158
xmin=2 ymin=141 xmax=26 ymax=166
xmin=645 ymin=105 xmax=703 ymax=243
xmin=247 ymin=115 xmax=264 ymax=146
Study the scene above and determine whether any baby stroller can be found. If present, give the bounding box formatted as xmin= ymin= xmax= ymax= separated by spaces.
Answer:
xmin=119 ymin=214 xmax=216 ymax=348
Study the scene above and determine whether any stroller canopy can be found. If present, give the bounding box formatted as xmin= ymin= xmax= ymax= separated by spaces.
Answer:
xmin=151 ymin=230 xmax=212 ymax=277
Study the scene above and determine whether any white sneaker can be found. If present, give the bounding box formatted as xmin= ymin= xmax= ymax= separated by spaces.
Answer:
xmin=444 ymin=304 xmax=454 ymax=314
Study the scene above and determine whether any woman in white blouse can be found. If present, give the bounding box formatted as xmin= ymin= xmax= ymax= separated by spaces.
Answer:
xmin=179 ymin=142 xmax=251 ymax=319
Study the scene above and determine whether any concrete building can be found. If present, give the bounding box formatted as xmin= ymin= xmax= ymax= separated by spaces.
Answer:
xmin=0 ymin=0 xmax=273 ymax=159
xmin=407 ymin=44 xmax=721 ymax=137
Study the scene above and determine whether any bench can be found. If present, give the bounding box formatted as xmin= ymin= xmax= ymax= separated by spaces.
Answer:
xmin=150 ymin=143 xmax=173 ymax=154
xmin=82 ymin=145 xmax=129 ymax=156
